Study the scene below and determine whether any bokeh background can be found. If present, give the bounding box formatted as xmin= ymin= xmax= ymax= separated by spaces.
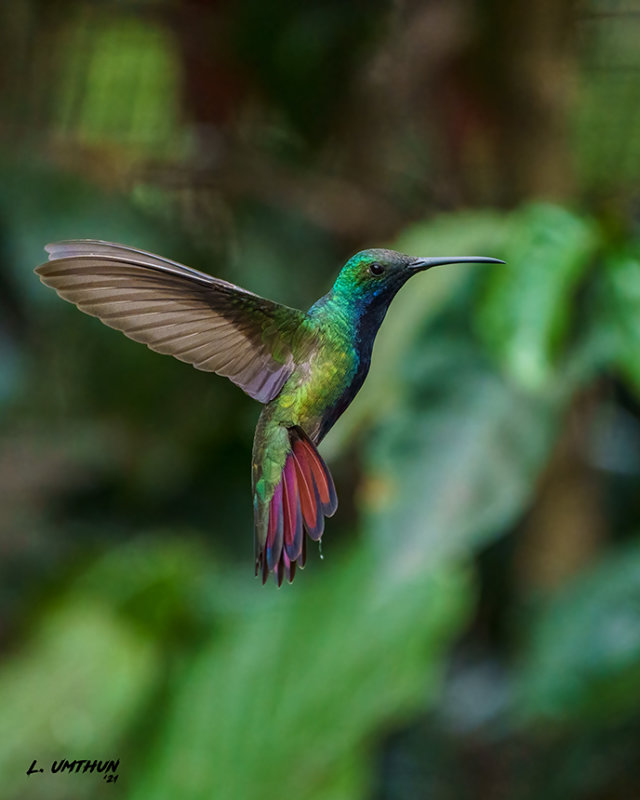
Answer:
xmin=2 ymin=1 xmax=640 ymax=798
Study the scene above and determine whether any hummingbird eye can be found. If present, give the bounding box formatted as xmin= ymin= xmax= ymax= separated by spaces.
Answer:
xmin=369 ymin=262 xmax=384 ymax=276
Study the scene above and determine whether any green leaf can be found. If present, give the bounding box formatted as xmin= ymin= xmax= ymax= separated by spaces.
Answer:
xmin=476 ymin=203 xmax=599 ymax=391
xmin=363 ymin=340 xmax=559 ymax=572
xmin=597 ymin=249 xmax=640 ymax=395
xmin=517 ymin=541 xmax=640 ymax=723
xmin=129 ymin=554 xmax=471 ymax=800
xmin=0 ymin=602 xmax=159 ymax=800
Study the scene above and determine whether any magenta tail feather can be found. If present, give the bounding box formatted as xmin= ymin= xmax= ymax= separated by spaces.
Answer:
xmin=256 ymin=426 xmax=337 ymax=586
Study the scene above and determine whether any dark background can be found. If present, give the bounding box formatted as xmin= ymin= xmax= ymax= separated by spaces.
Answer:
xmin=2 ymin=1 xmax=640 ymax=798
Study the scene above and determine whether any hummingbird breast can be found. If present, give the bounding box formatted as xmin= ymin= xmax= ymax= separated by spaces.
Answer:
xmin=272 ymin=319 xmax=376 ymax=443
xmin=315 ymin=362 xmax=370 ymax=442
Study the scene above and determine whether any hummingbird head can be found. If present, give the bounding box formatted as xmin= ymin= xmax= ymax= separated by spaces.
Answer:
xmin=332 ymin=248 xmax=504 ymax=313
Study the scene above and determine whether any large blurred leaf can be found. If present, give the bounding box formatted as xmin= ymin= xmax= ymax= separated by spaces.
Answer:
xmin=517 ymin=540 xmax=640 ymax=723
xmin=363 ymin=340 xmax=560 ymax=575
xmin=476 ymin=203 xmax=599 ymax=391
xmin=129 ymin=554 xmax=471 ymax=800
xmin=597 ymin=248 xmax=640 ymax=395
xmin=0 ymin=537 xmax=217 ymax=800
xmin=0 ymin=601 xmax=158 ymax=800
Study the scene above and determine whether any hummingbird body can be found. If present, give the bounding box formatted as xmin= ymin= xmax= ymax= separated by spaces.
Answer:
xmin=36 ymin=242 xmax=502 ymax=585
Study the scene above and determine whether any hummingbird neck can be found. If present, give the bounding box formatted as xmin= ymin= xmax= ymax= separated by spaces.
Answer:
xmin=308 ymin=284 xmax=392 ymax=348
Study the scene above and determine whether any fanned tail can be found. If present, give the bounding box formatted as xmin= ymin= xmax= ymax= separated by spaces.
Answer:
xmin=255 ymin=425 xmax=337 ymax=586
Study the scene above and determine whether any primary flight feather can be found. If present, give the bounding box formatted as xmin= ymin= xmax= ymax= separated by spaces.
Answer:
xmin=36 ymin=240 xmax=503 ymax=585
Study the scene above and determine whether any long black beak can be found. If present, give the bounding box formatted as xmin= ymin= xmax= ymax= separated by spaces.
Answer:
xmin=409 ymin=256 xmax=505 ymax=271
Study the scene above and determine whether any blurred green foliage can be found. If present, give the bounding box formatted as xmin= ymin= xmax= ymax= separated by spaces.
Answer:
xmin=2 ymin=2 xmax=640 ymax=799
xmin=518 ymin=540 xmax=640 ymax=722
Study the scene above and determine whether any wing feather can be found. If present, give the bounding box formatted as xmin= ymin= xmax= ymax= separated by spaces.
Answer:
xmin=36 ymin=240 xmax=305 ymax=403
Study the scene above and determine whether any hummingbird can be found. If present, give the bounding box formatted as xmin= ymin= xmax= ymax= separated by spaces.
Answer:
xmin=36 ymin=241 xmax=503 ymax=585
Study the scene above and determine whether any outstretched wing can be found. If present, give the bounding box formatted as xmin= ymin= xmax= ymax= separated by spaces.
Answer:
xmin=36 ymin=240 xmax=305 ymax=403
